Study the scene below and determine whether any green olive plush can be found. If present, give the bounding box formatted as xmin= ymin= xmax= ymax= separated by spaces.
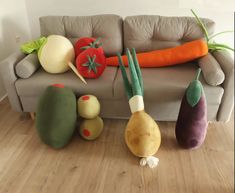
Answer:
xmin=36 ymin=84 xmax=77 ymax=148
xmin=77 ymin=95 xmax=100 ymax=119
xmin=79 ymin=116 xmax=104 ymax=140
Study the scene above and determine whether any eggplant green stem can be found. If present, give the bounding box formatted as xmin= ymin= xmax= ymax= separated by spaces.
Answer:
xmin=195 ymin=68 xmax=201 ymax=80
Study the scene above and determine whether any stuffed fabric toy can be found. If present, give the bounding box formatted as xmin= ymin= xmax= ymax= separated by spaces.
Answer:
xmin=107 ymin=40 xmax=208 ymax=67
xmin=76 ymin=48 xmax=106 ymax=79
xmin=77 ymin=95 xmax=104 ymax=140
xmin=175 ymin=69 xmax=208 ymax=149
xmin=75 ymin=37 xmax=106 ymax=79
xmin=118 ymin=48 xmax=161 ymax=168
xmin=74 ymin=37 xmax=104 ymax=57
xmin=79 ymin=116 xmax=104 ymax=140
xmin=36 ymin=84 xmax=77 ymax=148
xmin=77 ymin=95 xmax=100 ymax=119
xmin=21 ymin=35 xmax=86 ymax=84
xmin=107 ymin=10 xmax=234 ymax=68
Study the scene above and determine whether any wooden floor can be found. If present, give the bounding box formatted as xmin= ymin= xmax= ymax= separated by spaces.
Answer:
xmin=0 ymin=98 xmax=234 ymax=193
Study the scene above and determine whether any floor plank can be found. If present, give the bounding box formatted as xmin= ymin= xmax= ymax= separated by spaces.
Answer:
xmin=0 ymin=98 xmax=233 ymax=193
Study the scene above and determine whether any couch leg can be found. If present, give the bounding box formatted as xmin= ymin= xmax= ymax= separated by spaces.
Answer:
xmin=30 ymin=112 xmax=35 ymax=120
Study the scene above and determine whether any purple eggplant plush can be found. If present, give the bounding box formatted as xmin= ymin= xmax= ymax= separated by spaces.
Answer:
xmin=175 ymin=68 xmax=208 ymax=149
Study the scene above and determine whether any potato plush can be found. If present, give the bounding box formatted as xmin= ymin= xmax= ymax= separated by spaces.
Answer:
xmin=77 ymin=95 xmax=100 ymax=119
xmin=118 ymin=48 xmax=161 ymax=168
xmin=79 ymin=116 xmax=104 ymax=140
xmin=36 ymin=84 xmax=77 ymax=149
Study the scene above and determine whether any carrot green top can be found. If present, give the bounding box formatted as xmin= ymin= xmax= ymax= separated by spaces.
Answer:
xmin=117 ymin=48 xmax=143 ymax=100
xmin=191 ymin=9 xmax=234 ymax=52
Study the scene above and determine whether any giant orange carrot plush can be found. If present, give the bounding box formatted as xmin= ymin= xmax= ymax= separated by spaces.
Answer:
xmin=107 ymin=40 xmax=208 ymax=67
xmin=118 ymin=48 xmax=161 ymax=168
xmin=107 ymin=10 xmax=234 ymax=68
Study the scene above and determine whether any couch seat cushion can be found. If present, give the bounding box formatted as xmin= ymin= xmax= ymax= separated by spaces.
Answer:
xmin=15 ymin=67 xmax=118 ymax=100
xmin=113 ymin=63 xmax=224 ymax=105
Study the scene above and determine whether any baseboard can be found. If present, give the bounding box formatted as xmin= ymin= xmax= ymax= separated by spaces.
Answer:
xmin=0 ymin=94 xmax=7 ymax=102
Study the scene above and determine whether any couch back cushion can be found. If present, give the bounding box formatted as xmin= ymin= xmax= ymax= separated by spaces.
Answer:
xmin=124 ymin=15 xmax=215 ymax=52
xmin=39 ymin=15 xmax=123 ymax=56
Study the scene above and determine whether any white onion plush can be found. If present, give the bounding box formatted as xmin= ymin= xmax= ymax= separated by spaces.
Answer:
xmin=38 ymin=35 xmax=75 ymax=74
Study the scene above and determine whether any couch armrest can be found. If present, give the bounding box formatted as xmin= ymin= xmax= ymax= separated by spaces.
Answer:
xmin=15 ymin=53 xmax=40 ymax=79
xmin=198 ymin=53 xmax=225 ymax=86
xmin=0 ymin=50 xmax=26 ymax=112
xmin=212 ymin=51 xmax=234 ymax=122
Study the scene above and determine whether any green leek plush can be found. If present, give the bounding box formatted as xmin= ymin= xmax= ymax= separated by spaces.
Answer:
xmin=36 ymin=84 xmax=77 ymax=148
xmin=118 ymin=48 xmax=161 ymax=168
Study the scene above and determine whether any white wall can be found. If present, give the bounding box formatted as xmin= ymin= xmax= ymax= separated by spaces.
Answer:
xmin=0 ymin=0 xmax=32 ymax=99
xmin=25 ymin=0 xmax=234 ymax=50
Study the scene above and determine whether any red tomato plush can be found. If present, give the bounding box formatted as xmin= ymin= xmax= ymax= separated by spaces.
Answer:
xmin=76 ymin=48 xmax=106 ymax=79
xmin=74 ymin=37 xmax=104 ymax=57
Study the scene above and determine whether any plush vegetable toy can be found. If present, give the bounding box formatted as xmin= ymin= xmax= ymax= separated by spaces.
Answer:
xmin=74 ymin=37 xmax=104 ymax=57
xmin=107 ymin=10 xmax=234 ymax=68
xmin=107 ymin=40 xmax=208 ymax=67
xmin=76 ymin=48 xmax=106 ymax=79
xmin=175 ymin=69 xmax=208 ymax=149
xmin=77 ymin=95 xmax=100 ymax=119
xmin=77 ymin=95 xmax=104 ymax=140
xmin=36 ymin=84 xmax=77 ymax=148
xmin=79 ymin=116 xmax=104 ymax=140
xmin=21 ymin=35 xmax=86 ymax=84
xmin=118 ymin=48 xmax=161 ymax=168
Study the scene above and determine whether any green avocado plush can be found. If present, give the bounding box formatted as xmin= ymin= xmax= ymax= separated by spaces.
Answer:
xmin=36 ymin=84 xmax=77 ymax=148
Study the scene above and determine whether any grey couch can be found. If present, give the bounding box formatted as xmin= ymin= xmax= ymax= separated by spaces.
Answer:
xmin=0 ymin=15 xmax=234 ymax=122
